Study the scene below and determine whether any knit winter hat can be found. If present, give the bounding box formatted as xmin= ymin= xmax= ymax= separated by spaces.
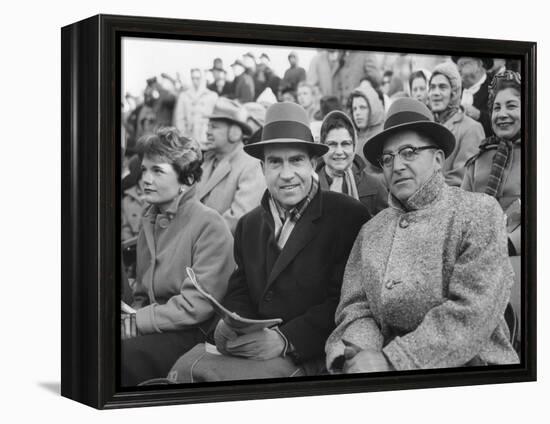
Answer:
xmin=429 ymin=61 xmax=462 ymax=109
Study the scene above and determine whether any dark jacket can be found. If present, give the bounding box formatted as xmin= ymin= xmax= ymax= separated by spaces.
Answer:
xmin=222 ymin=189 xmax=370 ymax=362
xmin=207 ymin=80 xmax=234 ymax=98
xmin=316 ymin=154 xmax=388 ymax=217
xmin=282 ymin=66 xmax=306 ymax=92
xmin=232 ymin=73 xmax=255 ymax=103
xmin=472 ymin=76 xmax=493 ymax=137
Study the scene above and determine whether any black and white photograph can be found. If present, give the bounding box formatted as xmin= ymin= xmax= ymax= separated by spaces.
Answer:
xmin=119 ymin=36 xmax=525 ymax=387
xmin=5 ymin=0 xmax=548 ymax=421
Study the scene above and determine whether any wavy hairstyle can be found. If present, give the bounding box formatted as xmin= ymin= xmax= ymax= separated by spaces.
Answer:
xmin=138 ymin=127 xmax=203 ymax=185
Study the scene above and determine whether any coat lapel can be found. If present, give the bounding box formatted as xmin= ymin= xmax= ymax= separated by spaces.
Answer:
xmin=198 ymin=156 xmax=232 ymax=200
xmin=141 ymin=215 xmax=156 ymax=263
xmin=266 ymin=192 xmax=323 ymax=288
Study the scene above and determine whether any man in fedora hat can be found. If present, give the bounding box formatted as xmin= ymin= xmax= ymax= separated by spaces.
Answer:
xmin=325 ymin=97 xmax=517 ymax=373
xmin=197 ymin=97 xmax=265 ymax=234
xmin=452 ymin=56 xmax=495 ymax=136
xmin=168 ymin=102 xmax=370 ymax=382
xmin=207 ymin=58 xmax=233 ymax=98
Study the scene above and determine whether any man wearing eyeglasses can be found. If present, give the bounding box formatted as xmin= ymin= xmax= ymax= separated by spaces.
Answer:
xmin=325 ymin=97 xmax=518 ymax=373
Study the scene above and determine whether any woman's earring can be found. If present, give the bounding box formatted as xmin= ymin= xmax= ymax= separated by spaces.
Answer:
xmin=179 ymin=186 xmax=185 ymax=194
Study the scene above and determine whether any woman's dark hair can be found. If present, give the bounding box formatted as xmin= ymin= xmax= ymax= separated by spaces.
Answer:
xmin=138 ymin=127 xmax=203 ymax=185
xmin=488 ymin=70 xmax=521 ymax=111
xmin=320 ymin=112 xmax=355 ymax=146
xmin=408 ymin=70 xmax=428 ymax=91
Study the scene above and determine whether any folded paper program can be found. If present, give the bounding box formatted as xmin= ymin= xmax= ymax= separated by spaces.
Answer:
xmin=186 ymin=267 xmax=282 ymax=334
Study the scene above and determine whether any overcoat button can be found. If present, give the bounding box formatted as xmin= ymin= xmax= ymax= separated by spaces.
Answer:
xmin=385 ymin=280 xmax=394 ymax=289
xmin=399 ymin=218 xmax=409 ymax=229
xmin=158 ymin=217 xmax=170 ymax=228
xmin=264 ymin=291 xmax=273 ymax=301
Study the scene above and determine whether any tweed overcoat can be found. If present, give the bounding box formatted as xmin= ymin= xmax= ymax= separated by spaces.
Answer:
xmin=133 ymin=186 xmax=236 ymax=335
xmin=197 ymin=144 xmax=266 ymax=234
xmin=222 ymin=189 xmax=370 ymax=363
xmin=325 ymin=172 xmax=519 ymax=370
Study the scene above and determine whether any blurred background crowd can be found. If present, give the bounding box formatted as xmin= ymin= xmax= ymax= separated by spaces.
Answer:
xmin=122 ymin=47 xmax=519 ymax=165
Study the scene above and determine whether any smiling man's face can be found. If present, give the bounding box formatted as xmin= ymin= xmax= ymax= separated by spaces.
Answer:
xmin=262 ymin=144 xmax=316 ymax=210
xmin=382 ymin=130 xmax=443 ymax=203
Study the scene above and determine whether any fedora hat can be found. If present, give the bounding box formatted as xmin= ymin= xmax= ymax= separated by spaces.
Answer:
xmin=208 ymin=98 xmax=252 ymax=136
xmin=451 ymin=56 xmax=494 ymax=71
xmin=244 ymin=102 xmax=329 ymax=160
xmin=363 ymin=98 xmax=456 ymax=167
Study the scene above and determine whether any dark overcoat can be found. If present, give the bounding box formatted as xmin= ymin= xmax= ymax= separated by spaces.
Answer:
xmin=222 ymin=189 xmax=370 ymax=363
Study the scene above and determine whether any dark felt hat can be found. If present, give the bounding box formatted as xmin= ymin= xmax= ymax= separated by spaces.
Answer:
xmin=244 ymin=102 xmax=328 ymax=160
xmin=363 ymin=98 xmax=456 ymax=168
xmin=451 ymin=56 xmax=494 ymax=71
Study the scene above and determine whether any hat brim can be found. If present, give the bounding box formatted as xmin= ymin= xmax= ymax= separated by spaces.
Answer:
xmin=244 ymin=139 xmax=329 ymax=160
xmin=363 ymin=121 xmax=456 ymax=168
xmin=208 ymin=116 xmax=253 ymax=136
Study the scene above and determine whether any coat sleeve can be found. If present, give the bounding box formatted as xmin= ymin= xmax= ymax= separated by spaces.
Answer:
xmin=382 ymin=197 xmax=515 ymax=370
xmin=221 ymin=160 xmax=266 ymax=234
xmin=280 ymin=205 xmax=371 ymax=362
xmin=325 ymin=226 xmax=385 ymax=372
xmin=444 ymin=122 xmax=485 ymax=187
xmin=221 ymin=217 xmax=258 ymax=319
xmin=172 ymin=93 xmax=189 ymax=136
xmin=135 ymin=212 xmax=235 ymax=334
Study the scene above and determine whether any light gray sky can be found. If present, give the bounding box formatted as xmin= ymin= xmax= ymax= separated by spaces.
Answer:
xmin=122 ymin=37 xmax=319 ymax=96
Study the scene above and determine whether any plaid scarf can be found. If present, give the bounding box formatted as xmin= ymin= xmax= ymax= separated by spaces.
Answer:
xmin=269 ymin=174 xmax=319 ymax=250
xmin=433 ymin=106 xmax=459 ymax=125
xmin=483 ymin=135 xmax=513 ymax=198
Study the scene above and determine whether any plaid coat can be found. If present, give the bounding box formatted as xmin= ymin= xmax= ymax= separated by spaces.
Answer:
xmin=326 ymin=172 xmax=519 ymax=371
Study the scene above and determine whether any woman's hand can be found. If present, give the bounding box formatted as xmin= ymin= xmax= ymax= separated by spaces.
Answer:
xmin=121 ymin=313 xmax=138 ymax=340
xmin=343 ymin=349 xmax=394 ymax=373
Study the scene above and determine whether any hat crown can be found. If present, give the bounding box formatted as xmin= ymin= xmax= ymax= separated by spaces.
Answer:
xmin=210 ymin=98 xmax=248 ymax=123
xmin=384 ymin=98 xmax=434 ymax=130
xmin=265 ymin=101 xmax=308 ymax=125
xmin=262 ymin=102 xmax=312 ymax=142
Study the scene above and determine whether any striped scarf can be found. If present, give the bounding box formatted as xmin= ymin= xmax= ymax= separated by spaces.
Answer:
xmin=325 ymin=166 xmax=360 ymax=200
xmin=483 ymin=136 xmax=513 ymax=198
xmin=269 ymin=174 xmax=319 ymax=250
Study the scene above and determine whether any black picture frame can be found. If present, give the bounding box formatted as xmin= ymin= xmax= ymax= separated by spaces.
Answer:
xmin=61 ymin=14 xmax=537 ymax=409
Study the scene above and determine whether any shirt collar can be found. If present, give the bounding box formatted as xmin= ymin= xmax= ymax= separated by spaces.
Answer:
xmin=464 ymin=72 xmax=487 ymax=96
